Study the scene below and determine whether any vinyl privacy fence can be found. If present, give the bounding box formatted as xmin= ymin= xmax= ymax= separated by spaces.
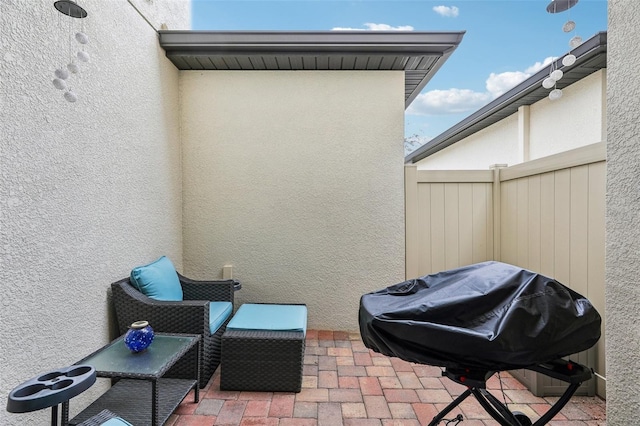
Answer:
xmin=404 ymin=142 xmax=606 ymax=397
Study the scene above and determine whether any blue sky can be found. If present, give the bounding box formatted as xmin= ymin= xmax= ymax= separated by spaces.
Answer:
xmin=191 ymin=0 xmax=607 ymax=145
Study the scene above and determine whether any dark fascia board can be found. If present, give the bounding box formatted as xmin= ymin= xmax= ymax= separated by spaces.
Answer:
xmin=405 ymin=31 xmax=607 ymax=164
xmin=158 ymin=30 xmax=465 ymax=108
xmin=158 ymin=30 xmax=465 ymax=54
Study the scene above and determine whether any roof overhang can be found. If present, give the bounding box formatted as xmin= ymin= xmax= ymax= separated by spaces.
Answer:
xmin=405 ymin=31 xmax=607 ymax=164
xmin=158 ymin=30 xmax=465 ymax=108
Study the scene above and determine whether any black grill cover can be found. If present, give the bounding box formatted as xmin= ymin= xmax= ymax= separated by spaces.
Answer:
xmin=359 ymin=261 xmax=601 ymax=371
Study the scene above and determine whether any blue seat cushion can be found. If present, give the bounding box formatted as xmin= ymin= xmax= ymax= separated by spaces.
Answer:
xmin=209 ymin=301 xmax=233 ymax=334
xmin=130 ymin=256 xmax=183 ymax=301
xmin=227 ymin=304 xmax=307 ymax=336
xmin=101 ymin=418 xmax=133 ymax=426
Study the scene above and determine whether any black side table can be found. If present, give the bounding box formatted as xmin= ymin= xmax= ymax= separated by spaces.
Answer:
xmin=6 ymin=364 xmax=96 ymax=426
xmin=68 ymin=333 xmax=200 ymax=426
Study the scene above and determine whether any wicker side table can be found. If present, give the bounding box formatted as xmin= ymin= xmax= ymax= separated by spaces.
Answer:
xmin=220 ymin=304 xmax=307 ymax=392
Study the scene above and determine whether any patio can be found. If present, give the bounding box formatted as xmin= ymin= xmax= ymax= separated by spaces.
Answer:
xmin=168 ymin=330 xmax=606 ymax=426
xmin=6 ymin=1 xmax=640 ymax=424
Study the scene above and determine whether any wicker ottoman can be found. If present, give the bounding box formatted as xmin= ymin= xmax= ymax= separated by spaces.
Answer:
xmin=220 ymin=303 xmax=307 ymax=392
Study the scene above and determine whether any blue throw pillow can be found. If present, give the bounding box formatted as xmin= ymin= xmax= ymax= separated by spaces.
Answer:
xmin=130 ymin=256 xmax=183 ymax=301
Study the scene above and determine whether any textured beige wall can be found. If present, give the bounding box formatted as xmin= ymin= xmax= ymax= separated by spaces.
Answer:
xmin=416 ymin=113 xmax=519 ymax=170
xmin=180 ymin=71 xmax=406 ymax=332
xmin=606 ymin=0 xmax=640 ymax=422
xmin=0 ymin=1 xmax=188 ymax=424
xmin=530 ymin=70 xmax=606 ymax=160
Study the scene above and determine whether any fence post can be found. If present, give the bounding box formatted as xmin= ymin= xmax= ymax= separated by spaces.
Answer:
xmin=405 ymin=165 xmax=418 ymax=279
xmin=490 ymin=164 xmax=507 ymax=261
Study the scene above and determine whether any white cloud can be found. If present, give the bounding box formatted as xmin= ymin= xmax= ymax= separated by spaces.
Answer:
xmin=406 ymin=88 xmax=491 ymax=116
xmin=486 ymin=56 xmax=555 ymax=98
xmin=407 ymin=57 xmax=556 ymax=117
xmin=485 ymin=71 xmax=530 ymax=98
xmin=525 ymin=57 xmax=555 ymax=74
xmin=433 ymin=6 xmax=460 ymax=18
xmin=331 ymin=23 xmax=414 ymax=31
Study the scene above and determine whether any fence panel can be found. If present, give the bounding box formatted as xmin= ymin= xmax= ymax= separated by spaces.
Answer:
xmin=405 ymin=169 xmax=493 ymax=278
xmin=405 ymin=142 xmax=606 ymax=397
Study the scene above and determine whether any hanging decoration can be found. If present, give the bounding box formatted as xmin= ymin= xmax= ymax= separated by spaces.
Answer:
xmin=52 ymin=1 xmax=89 ymax=103
xmin=545 ymin=0 xmax=581 ymax=101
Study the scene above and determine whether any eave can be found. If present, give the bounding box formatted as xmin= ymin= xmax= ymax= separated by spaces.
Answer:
xmin=158 ymin=30 xmax=466 ymax=108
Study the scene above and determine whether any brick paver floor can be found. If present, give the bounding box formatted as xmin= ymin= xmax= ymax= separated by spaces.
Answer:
xmin=169 ymin=330 xmax=606 ymax=425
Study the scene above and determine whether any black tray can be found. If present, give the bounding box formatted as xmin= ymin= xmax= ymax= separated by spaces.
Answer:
xmin=7 ymin=364 xmax=96 ymax=414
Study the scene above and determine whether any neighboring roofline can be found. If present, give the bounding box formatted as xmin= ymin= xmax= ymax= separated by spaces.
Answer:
xmin=405 ymin=31 xmax=607 ymax=164
xmin=158 ymin=30 xmax=465 ymax=108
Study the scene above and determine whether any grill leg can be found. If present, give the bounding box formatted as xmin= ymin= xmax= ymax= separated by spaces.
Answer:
xmin=427 ymin=388 xmax=471 ymax=426
xmin=471 ymin=388 xmax=523 ymax=426
xmin=532 ymin=383 xmax=581 ymax=426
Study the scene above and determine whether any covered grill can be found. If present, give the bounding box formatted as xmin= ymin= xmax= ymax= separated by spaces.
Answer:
xmin=359 ymin=261 xmax=601 ymax=426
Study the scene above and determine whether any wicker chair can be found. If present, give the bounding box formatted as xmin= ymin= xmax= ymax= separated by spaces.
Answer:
xmin=111 ymin=273 xmax=237 ymax=388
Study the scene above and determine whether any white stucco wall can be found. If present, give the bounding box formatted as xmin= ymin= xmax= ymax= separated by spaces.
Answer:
xmin=606 ymin=0 xmax=640 ymax=423
xmin=0 ymin=1 xmax=189 ymax=424
xmin=180 ymin=71 xmax=406 ymax=332
xmin=416 ymin=113 xmax=519 ymax=170
xmin=414 ymin=69 xmax=605 ymax=170
xmin=530 ymin=70 xmax=606 ymax=160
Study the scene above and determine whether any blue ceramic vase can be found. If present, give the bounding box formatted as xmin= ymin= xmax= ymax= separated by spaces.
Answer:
xmin=124 ymin=320 xmax=154 ymax=353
